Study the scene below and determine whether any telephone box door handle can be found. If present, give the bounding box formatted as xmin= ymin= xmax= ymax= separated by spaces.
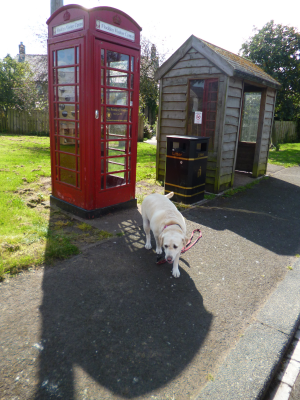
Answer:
xmin=95 ymin=110 xmax=99 ymax=119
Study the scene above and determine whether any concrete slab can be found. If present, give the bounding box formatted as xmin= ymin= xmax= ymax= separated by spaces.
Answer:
xmin=195 ymin=323 xmax=289 ymax=400
xmin=257 ymin=260 xmax=300 ymax=335
xmin=195 ymin=258 xmax=300 ymax=400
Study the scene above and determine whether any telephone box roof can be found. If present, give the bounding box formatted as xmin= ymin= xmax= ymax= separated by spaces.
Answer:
xmin=47 ymin=4 xmax=142 ymax=31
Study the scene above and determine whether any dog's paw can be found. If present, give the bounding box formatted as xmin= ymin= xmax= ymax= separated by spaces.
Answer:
xmin=172 ymin=268 xmax=180 ymax=278
xmin=156 ymin=247 xmax=162 ymax=254
xmin=145 ymin=243 xmax=152 ymax=250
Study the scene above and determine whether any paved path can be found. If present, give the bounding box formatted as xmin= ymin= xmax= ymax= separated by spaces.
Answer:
xmin=1 ymin=165 xmax=300 ymax=400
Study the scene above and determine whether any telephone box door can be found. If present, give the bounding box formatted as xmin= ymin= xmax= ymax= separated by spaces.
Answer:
xmin=94 ymin=40 xmax=139 ymax=208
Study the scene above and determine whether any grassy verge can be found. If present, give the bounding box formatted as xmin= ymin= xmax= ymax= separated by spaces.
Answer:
xmin=136 ymin=142 xmax=157 ymax=181
xmin=268 ymin=143 xmax=300 ymax=168
xmin=0 ymin=135 xmax=53 ymax=279
xmin=0 ymin=136 xmax=162 ymax=280
xmin=220 ymin=179 xmax=265 ymax=198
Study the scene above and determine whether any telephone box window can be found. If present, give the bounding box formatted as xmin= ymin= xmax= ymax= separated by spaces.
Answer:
xmin=58 ymin=67 xmax=75 ymax=84
xmin=57 ymin=48 xmax=75 ymax=66
xmin=60 ymin=169 xmax=77 ymax=186
xmin=106 ymin=124 xmax=127 ymax=138
xmin=107 ymin=140 xmax=126 ymax=156
xmin=62 ymin=138 xmax=76 ymax=153
xmin=106 ymin=157 xmax=126 ymax=172
xmin=107 ymin=70 xmax=128 ymax=88
xmin=106 ymin=172 xmax=125 ymax=188
xmin=52 ymin=45 xmax=80 ymax=188
xmin=107 ymin=51 xmax=129 ymax=70
xmin=59 ymin=153 xmax=76 ymax=170
xmin=106 ymin=89 xmax=128 ymax=106
xmin=58 ymin=86 xmax=75 ymax=102
xmin=59 ymin=104 xmax=76 ymax=119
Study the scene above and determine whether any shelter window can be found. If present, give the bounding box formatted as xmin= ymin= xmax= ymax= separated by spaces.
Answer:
xmin=187 ymin=79 xmax=218 ymax=148
xmin=240 ymin=92 xmax=262 ymax=142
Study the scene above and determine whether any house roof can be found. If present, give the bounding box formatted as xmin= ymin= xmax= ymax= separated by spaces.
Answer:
xmin=155 ymin=35 xmax=281 ymax=89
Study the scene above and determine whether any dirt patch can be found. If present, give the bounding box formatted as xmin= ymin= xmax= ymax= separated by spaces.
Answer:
xmin=136 ymin=179 xmax=164 ymax=199
xmin=17 ymin=176 xmax=164 ymax=251
xmin=17 ymin=176 xmax=52 ymax=210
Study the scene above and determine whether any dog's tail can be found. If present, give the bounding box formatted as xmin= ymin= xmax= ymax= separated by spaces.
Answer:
xmin=165 ymin=191 xmax=174 ymax=199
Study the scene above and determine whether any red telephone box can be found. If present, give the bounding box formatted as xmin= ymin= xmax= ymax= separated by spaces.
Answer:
xmin=47 ymin=5 xmax=141 ymax=218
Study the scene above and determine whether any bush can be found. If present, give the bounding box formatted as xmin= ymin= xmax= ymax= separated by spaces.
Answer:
xmin=151 ymin=120 xmax=157 ymax=137
xmin=143 ymin=120 xmax=152 ymax=139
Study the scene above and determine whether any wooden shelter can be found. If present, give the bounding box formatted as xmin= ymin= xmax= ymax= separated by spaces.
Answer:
xmin=154 ymin=35 xmax=280 ymax=193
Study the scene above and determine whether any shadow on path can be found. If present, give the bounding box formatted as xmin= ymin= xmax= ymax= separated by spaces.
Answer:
xmin=185 ymin=175 xmax=300 ymax=258
xmin=35 ymin=223 xmax=212 ymax=399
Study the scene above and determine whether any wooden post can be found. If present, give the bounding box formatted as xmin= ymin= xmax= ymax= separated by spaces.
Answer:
xmin=156 ymin=79 xmax=163 ymax=181
xmin=252 ymin=88 xmax=267 ymax=178
xmin=214 ymin=75 xmax=229 ymax=193
xmin=51 ymin=0 xmax=63 ymax=15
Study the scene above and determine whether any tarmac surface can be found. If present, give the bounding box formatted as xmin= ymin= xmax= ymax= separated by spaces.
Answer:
xmin=1 ymin=164 xmax=300 ymax=400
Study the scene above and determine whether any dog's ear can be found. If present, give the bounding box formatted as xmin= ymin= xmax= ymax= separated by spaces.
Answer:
xmin=182 ymin=235 xmax=189 ymax=247
xmin=158 ymin=232 xmax=164 ymax=248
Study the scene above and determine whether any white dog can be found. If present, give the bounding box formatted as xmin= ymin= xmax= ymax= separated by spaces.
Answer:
xmin=141 ymin=192 xmax=188 ymax=278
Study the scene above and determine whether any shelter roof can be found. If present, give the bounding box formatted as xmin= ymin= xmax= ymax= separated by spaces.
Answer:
xmin=155 ymin=35 xmax=280 ymax=89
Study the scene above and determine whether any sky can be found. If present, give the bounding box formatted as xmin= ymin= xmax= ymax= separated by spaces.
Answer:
xmin=0 ymin=0 xmax=300 ymax=61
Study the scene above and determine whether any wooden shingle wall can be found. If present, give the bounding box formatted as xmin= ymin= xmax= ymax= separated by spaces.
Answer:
xmin=217 ymin=77 xmax=243 ymax=192
xmin=156 ymin=47 xmax=223 ymax=181
xmin=253 ymin=87 xmax=276 ymax=177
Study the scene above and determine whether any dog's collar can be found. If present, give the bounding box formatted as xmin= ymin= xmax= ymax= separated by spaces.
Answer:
xmin=163 ymin=224 xmax=182 ymax=231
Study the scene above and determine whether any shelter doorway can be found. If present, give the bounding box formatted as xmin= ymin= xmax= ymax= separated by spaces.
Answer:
xmin=235 ymin=84 xmax=263 ymax=173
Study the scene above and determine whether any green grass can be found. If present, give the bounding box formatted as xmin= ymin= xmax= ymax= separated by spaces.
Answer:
xmin=0 ymin=135 xmax=53 ymax=278
xmin=221 ymin=179 xmax=263 ymax=198
xmin=204 ymin=193 xmax=217 ymax=200
xmin=0 ymin=135 xmax=84 ymax=279
xmin=268 ymin=143 xmax=300 ymax=167
xmin=0 ymin=136 xmax=159 ymax=280
xmin=136 ymin=142 xmax=157 ymax=181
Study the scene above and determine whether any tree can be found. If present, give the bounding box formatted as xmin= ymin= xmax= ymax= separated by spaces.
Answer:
xmin=240 ymin=20 xmax=300 ymax=121
xmin=139 ymin=37 xmax=162 ymax=122
xmin=0 ymin=55 xmax=39 ymax=119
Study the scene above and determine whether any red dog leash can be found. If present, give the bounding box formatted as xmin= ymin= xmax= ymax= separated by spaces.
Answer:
xmin=156 ymin=228 xmax=202 ymax=265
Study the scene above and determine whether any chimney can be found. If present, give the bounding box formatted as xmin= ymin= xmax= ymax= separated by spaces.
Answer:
xmin=19 ymin=42 xmax=25 ymax=62
xmin=151 ymin=44 xmax=159 ymax=69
